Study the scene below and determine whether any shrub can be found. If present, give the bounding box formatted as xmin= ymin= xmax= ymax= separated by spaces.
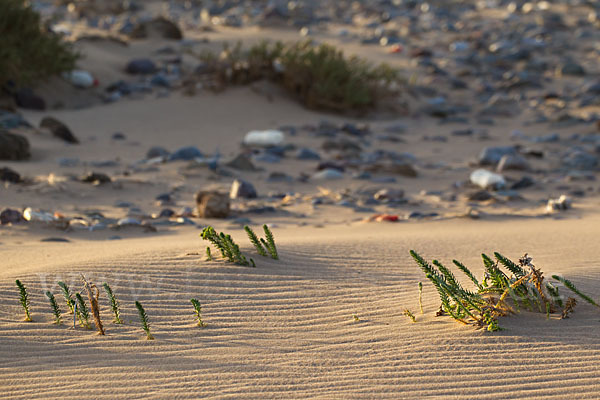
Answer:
xmin=0 ymin=0 xmax=78 ymax=88
xmin=410 ymin=250 xmax=599 ymax=331
xmin=197 ymin=40 xmax=403 ymax=114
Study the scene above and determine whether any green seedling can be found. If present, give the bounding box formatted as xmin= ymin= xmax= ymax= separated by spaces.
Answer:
xmin=75 ymin=293 xmax=91 ymax=329
xmin=205 ymin=246 xmax=212 ymax=261
xmin=552 ymin=275 xmax=600 ymax=308
xmin=46 ymin=291 xmax=61 ymax=324
xmin=16 ymin=279 xmax=32 ymax=321
xmin=201 ymin=226 xmax=252 ymax=266
xmin=135 ymin=301 xmax=154 ymax=340
xmin=418 ymin=282 xmax=424 ymax=314
xmin=190 ymin=298 xmax=206 ymax=327
xmin=58 ymin=281 xmax=75 ymax=314
xmin=403 ymin=309 xmax=416 ymax=323
xmin=244 ymin=225 xmax=267 ymax=257
xmin=102 ymin=283 xmax=123 ymax=324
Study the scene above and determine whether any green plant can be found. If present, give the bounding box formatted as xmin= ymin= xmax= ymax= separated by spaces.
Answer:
xmin=201 ymin=226 xmax=253 ymax=267
xmin=102 ymin=283 xmax=123 ymax=324
xmin=262 ymin=225 xmax=279 ymax=260
xmin=46 ymin=291 xmax=61 ymax=324
xmin=15 ymin=279 xmax=32 ymax=321
xmin=196 ymin=40 xmax=404 ymax=114
xmin=0 ymin=0 xmax=78 ymax=87
xmin=353 ymin=314 xmax=360 ymax=322
xmin=410 ymin=250 xmax=599 ymax=331
xmin=190 ymin=298 xmax=206 ymax=327
xmin=244 ymin=225 xmax=267 ymax=257
xmin=551 ymin=275 xmax=600 ymax=308
xmin=135 ymin=301 xmax=154 ymax=340
xmin=75 ymin=293 xmax=91 ymax=329
xmin=403 ymin=309 xmax=416 ymax=323
xmin=58 ymin=281 xmax=75 ymax=314
xmin=205 ymin=246 xmax=213 ymax=261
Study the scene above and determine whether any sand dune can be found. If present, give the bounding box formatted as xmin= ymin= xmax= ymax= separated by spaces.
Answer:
xmin=2 ymin=217 xmax=599 ymax=399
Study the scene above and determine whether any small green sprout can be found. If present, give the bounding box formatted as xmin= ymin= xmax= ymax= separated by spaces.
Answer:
xmin=190 ymin=298 xmax=206 ymax=327
xmin=403 ymin=309 xmax=416 ymax=323
xmin=16 ymin=279 xmax=32 ymax=321
xmin=75 ymin=293 xmax=91 ymax=329
xmin=46 ymin=291 xmax=61 ymax=324
xmin=102 ymin=283 xmax=123 ymax=324
xmin=57 ymin=281 xmax=75 ymax=314
xmin=135 ymin=301 xmax=154 ymax=340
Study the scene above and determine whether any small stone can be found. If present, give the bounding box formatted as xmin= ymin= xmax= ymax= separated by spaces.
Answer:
xmin=80 ymin=172 xmax=111 ymax=184
xmin=559 ymin=62 xmax=585 ymax=77
xmin=0 ymin=167 xmax=21 ymax=183
xmin=40 ymin=117 xmax=79 ymax=144
xmin=158 ymin=208 xmax=175 ymax=218
xmin=226 ymin=154 xmax=258 ymax=171
xmin=129 ymin=17 xmax=183 ymax=40
xmin=312 ymin=169 xmax=343 ymax=180
xmin=117 ymin=217 xmax=141 ymax=226
xmin=168 ymin=146 xmax=203 ymax=161
xmin=467 ymin=190 xmax=493 ymax=201
xmin=497 ymin=154 xmax=530 ymax=172
xmin=511 ymin=176 xmax=535 ymax=190
xmin=470 ymin=169 xmax=506 ymax=190
xmin=40 ymin=237 xmax=70 ymax=242
xmin=296 ymin=148 xmax=321 ymax=160
xmin=244 ymin=130 xmax=285 ymax=147
xmin=14 ymin=88 xmax=45 ymax=110
xmin=0 ymin=131 xmax=30 ymax=160
xmin=374 ymin=188 xmax=404 ymax=202
xmin=146 ymin=146 xmax=170 ymax=159
xmin=126 ymin=59 xmax=158 ymax=75
xmin=546 ymin=195 xmax=571 ymax=212
xmin=195 ymin=191 xmax=230 ymax=218
xmin=479 ymin=146 xmax=517 ymax=166
xmin=0 ymin=208 xmax=23 ymax=225
xmin=112 ymin=132 xmax=126 ymax=140
xmin=230 ymin=179 xmax=257 ymax=199
xmin=562 ymin=150 xmax=597 ymax=171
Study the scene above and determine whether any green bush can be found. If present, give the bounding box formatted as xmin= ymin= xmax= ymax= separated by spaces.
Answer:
xmin=199 ymin=40 xmax=403 ymax=114
xmin=0 ymin=0 xmax=78 ymax=88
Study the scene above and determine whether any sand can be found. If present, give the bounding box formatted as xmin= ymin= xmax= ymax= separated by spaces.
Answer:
xmin=2 ymin=6 xmax=600 ymax=399
xmin=2 ymin=217 xmax=600 ymax=399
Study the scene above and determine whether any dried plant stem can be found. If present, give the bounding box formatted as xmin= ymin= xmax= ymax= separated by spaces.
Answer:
xmin=81 ymin=275 xmax=105 ymax=335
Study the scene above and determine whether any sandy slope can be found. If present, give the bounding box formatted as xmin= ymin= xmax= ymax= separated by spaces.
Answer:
xmin=1 ymin=217 xmax=600 ymax=399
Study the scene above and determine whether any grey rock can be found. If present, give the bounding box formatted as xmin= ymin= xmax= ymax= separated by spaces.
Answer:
xmin=230 ymin=179 xmax=257 ymax=199
xmin=80 ymin=172 xmax=111 ymax=184
xmin=480 ymin=94 xmax=520 ymax=117
xmin=563 ymin=150 xmax=597 ymax=170
xmin=195 ymin=191 xmax=230 ymax=218
xmin=560 ymin=62 xmax=585 ymax=76
xmin=14 ymin=88 xmax=45 ymax=110
xmin=40 ymin=117 xmax=79 ymax=144
xmin=374 ymin=188 xmax=404 ymax=201
xmin=129 ymin=17 xmax=182 ymax=40
xmin=497 ymin=154 xmax=530 ymax=172
xmin=479 ymin=146 xmax=517 ymax=166
xmin=0 ymin=167 xmax=21 ymax=183
xmin=467 ymin=190 xmax=493 ymax=201
xmin=226 ymin=154 xmax=258 ymax=171
xmin=126 ymin=59 xmax=158 ymax=75
xmin=168 ymin=146 xmax=203 ymax=161
xmin=510 ymin=176 xmax=535 ymax=190
xmin=365 ymin=162 xmax=417 ymax=177
xmin=0 ymin=131 xmax=30 ymax=160
xmin=0 ymin=208 xmax=23 ymax=225
xmin=296 ymin=148 xmax=321 ymax=160
xmin=312 ymin=169 xmax=343 ymax=180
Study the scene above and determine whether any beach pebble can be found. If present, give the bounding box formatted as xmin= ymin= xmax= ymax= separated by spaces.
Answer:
xmin=0 ymin=167 xmax=21 ymax=183
xmin=40 ymin=117 xmax=79 ymax=144
xmin=562 ymin=150 xmax=597 ymax=171
xmin=546 ymin=195 xmax=571 ymax=212
xmin=195 ymin=191 xmax=230 ymax=218
xmin=14 ymin=88 xmax=45 ymax=110
xmin=470 ymin=169 xmax=506 ymax=190
xmin=244 ymin=130 xmax=284 ymax=147
xmin=374 ymin=188 xmax=404 ymax=202
xmin=129 ymin=17 xmax=183 ymax=40
xmin=63 ymin=70 xmax=95 ymax=88
xmin=230 ymin=179 xmax=257 ymax=199
xmin=225 ymin=154 xmax=258 ymax=171
xmin=312 ymin=169 xmax=344 ymax=180
xmin=296 ymin=148 xmax=321 ymax=160
xmin=479 ymin=146 xmax=517 ymax=166
xmin=80 ymin=172 xmax=111 ymax=184
xmin=0 ymin=208 xmax=23 ymax=225
xmin=497 ymin=154 xmax=530 ymax=172
xmin=365 ymin=162 xmax=417 ymax=177
xmin=126 ymin=59 xmax=158 ymax=75
xmin=168 ymin=146 xmax=203 ymax=161
xmin=511 ymin=176 xmax=535 ymax=190
xmin=0 ymin=131 xmax=30 ymax=160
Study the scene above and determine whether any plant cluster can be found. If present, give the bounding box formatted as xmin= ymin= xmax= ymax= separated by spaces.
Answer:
xmin=201 ymin=226 xmax=255 ymax=267
xmin=0 ymin=0 xmax=78 ymax=88
xmin=411 ymin=250 xmax=600 ymax=331
xmin=245 ymin=225 xmax=278 ymax=260
xmin=196 ymin=40 xmax=404 ymax=114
